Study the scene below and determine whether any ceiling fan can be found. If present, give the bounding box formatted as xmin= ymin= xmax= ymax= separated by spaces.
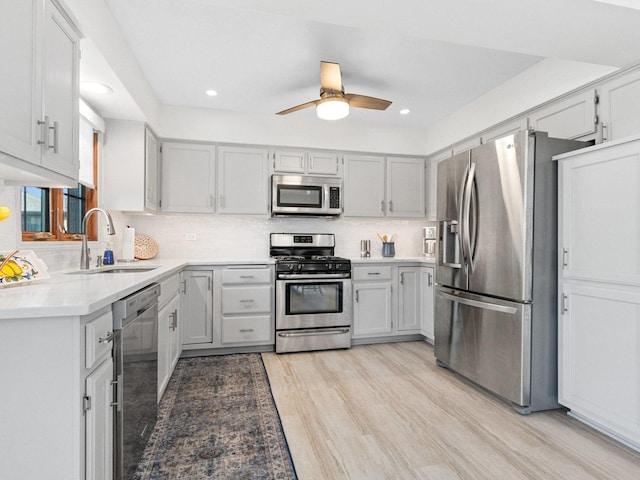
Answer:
xmin=276 ymin=61 xmax=392 ymax=120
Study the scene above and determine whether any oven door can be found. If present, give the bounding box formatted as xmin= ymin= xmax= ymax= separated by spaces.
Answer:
xmin=276 ymin=276 xmax=352 ymax=330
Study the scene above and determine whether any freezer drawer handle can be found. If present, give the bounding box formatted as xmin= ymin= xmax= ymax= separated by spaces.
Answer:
xmin=438 ymin=291 xmax=518 ymax=314
xmin=278 ymin=328 xmax=350 ymax=337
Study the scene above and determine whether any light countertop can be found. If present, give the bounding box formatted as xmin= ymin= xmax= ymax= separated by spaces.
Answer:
xmin=0 ymin=256 xmax=435 ymax=320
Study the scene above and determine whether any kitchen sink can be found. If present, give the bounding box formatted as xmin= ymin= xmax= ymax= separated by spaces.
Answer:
xmin=66 ymin=266 xmax=159 ymax=275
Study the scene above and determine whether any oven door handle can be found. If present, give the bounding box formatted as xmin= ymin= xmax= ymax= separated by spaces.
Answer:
xmin=277 ymin=273 xmax=351 ymax=280
xmin=278 ymin=328 xmax=350 ymax=337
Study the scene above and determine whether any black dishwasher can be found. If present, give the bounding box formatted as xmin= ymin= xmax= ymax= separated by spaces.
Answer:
xmin=112 ymin=283 xmax=160 ymax=479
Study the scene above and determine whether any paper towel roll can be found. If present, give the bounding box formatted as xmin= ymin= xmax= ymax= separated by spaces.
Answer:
xmin=122 ymin=226 xmax=135 ymax=261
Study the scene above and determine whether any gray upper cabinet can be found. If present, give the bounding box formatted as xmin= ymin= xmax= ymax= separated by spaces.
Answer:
xmin=161 ymin=142 xmax=216 ymax=213
xmin=528 ymin=90 xmax=597 ymax=140
xmin=273 ymin=149 xmax=341 ymax=176
xmin=343 ymin=154 xmax=386 ymax=217
xmin=0 ymin=0 xmax=80 ymax=186
xmin=217 ymin=145 xmax=269 ymax=215
xmin=344 ymin=154 xmax=425 ymax=218
xmin=102 ymin=120 xmax=159 ymax=213
xmin=481 ymin=118 xmax=528 ymax=144
xmin=598 ymin=68 xmax=640 ymax=143
xmin=386 ymin=156 xmax=425 ymax=218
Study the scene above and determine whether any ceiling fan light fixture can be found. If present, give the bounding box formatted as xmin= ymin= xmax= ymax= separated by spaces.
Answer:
xmin=316 ymin=97 xmax=349 ymax=120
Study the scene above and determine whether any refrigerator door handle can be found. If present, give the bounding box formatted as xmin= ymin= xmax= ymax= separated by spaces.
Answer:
xmin=463 ymin=162 xmax=478 ymax=272
xmin=457 ymin=164 xmax=470 ymax=267
xmin=438 ymin=290 xmax=518 ymax=315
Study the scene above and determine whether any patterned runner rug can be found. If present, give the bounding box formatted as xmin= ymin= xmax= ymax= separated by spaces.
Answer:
xmin=135 ymin=354 xmax=297 ymax=479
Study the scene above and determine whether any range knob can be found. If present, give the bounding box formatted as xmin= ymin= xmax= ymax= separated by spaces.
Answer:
xmin=296 ymin=264 xmax=303 ymax=271
xmin=287 ymin=264 xmax=295 ymax=271
xmin=326 ymin=263 xmax=332 ymax=270
xmin=335 ymin=263 xmax=342 ymax=270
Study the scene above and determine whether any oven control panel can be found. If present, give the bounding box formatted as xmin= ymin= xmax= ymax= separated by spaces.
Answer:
xmin=293 ymin=235 xmax=313 ymax=244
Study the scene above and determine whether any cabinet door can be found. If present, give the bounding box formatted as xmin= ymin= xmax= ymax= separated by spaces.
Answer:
xmin=0 ymin=0 xmax=42 ymax=166
xmin=481 ymin=117 xmax=528 ymax=144
xmin=559 ymin=139 xmax=640 ymax=286
xmin=343 ymin=154 xmax=385 ymax=217
xmin=162 ymin=142 xmax=216 ymax=213
xmin=158 ymin=299 xmax=171 ymax=400
xmin=217 ymin=146 xmax=269 ymax=214
xmin=559 ymin=283 xmax=640 ymax=446
xmin=181 ymin=270 xmax=214 ymax=345
xmin=599 ymin=69 xmax=640 ymax=142
xmin=353 ymin=282 xmax=393 ymax=337
xmin=426 ymin=149 xmax=452 ymax=220
xmin=273 ymin=150 xmax=306 ymax=173
xmin=308 ymin=151 xmax=340 ymax=175
xmin=398 ymin=268 xmax=420 ymax=332
xmin=529 ymin=90 xmax=597 ymax=140
xmin=421 ymin=267 xmax=435 ymax=340
xmin=41 ymin=0 xmax=79 ymax=180
xmin=85 ymin=357 xmax=113 ymax=480
xmin=145 ymin=128 xmax=160 ymax=211
xmin=168 ymin=295 xmax=182 ymax=372
xmin=386 ymin=157 xmax=425 ymax=218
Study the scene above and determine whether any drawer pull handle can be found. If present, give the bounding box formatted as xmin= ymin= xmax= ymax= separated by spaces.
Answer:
xmin=239 ymin=328 xmax=255 ymax=333
xmin=367 ymin=272 xmax=381 ymax=275
xmin=239 ymin=275 xmax=255 ymax=279
xmin=239 ymin=299 xmax=255 ymax=303
xmin=98 ymin=331 xmax=118 ymax=344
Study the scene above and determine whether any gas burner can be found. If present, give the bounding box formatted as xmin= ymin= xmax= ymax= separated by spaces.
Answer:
xmin=311 ymin=255 xmax=349 ymax=261
xmin=272 ymin=255 xmax=306 ymax=261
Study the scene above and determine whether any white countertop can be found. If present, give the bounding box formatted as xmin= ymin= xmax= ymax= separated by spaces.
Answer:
xmin=0 ymin=256 xmax=435 ymax=320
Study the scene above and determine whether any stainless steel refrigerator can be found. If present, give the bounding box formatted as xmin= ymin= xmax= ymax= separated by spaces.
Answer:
xmin=434 ymin=131 xmax=587 ymax=414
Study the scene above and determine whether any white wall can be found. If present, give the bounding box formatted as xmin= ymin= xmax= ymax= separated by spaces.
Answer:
xmin=424 ymin=58 xmax=619 ymax=154
xmin=160 ymin=105 xmax=428 ymax=155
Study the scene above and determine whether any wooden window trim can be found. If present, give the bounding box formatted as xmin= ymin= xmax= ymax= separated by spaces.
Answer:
xmin=21 ymin=133 xmax=99 ymax=242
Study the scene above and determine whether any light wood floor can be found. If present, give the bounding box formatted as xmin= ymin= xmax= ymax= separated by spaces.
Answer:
xmin=262 ymin=341 xmax=640 ymax=480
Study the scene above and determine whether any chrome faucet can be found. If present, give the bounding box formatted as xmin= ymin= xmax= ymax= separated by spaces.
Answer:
xmin=80 ymin=208 xmax=116 ymax=269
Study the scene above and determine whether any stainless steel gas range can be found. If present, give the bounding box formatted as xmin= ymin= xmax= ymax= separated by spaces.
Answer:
xmin=271 ymin=233 xmax=352 ymax=353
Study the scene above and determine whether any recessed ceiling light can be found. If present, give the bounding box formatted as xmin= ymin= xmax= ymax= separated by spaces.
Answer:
xmin=400 ymin=109 xmax=411 ymax=115
xmin=80 ymin=81 xmax=113 ymax=95
xmin=205 ymin=89 xmax=218 ymax=96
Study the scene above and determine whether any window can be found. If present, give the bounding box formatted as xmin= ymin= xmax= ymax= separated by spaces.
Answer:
xmin=21 ymin=132 xmax=98 ymax=241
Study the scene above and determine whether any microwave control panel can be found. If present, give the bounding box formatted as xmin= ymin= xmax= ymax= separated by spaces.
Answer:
xmin=329 ymin=187 xmax=340 ymax=208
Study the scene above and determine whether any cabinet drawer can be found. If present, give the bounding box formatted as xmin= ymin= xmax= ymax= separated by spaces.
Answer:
xmin=158 ymin=274 xmax=180 ymax=308
xmin=85 ymin=311 xmax=113 ymax=369
xmin=221 ymin=315 xmax=273 ymax=344
xmin=353 ymin=265 xmax=392 ymax=281
xmin=222 ymin=285 xmax=272 ymax=314
xmin=221 ymin=267 xmax=271 ymax=285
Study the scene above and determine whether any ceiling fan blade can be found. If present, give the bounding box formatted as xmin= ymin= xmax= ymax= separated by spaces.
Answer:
xmin=320 ymin=61 xmax=343 ymax=93
xmin=344 ymin=94 xmax=392 ymax=110
xmin=276 ymin=100 xmax=319 ymax=115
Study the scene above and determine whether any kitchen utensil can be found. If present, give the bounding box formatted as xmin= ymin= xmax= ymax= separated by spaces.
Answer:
xmin=382 ymin=242 xmax=395 ymax=257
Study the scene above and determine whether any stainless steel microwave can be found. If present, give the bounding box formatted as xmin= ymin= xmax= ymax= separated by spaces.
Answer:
xmin=271 ymin=174 xmax=342 ymax=216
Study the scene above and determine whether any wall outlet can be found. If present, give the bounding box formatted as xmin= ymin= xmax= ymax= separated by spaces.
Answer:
xmin=184 ymin=233 xmax=197 ymax=241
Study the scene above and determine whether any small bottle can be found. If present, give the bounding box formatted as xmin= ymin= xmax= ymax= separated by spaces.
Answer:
xmin=103 ymin=243 xmax=114 ymax=265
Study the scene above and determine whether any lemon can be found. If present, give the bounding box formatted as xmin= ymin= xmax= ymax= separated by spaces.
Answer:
xmin=0 ymin=206 xmax=10 ymax=222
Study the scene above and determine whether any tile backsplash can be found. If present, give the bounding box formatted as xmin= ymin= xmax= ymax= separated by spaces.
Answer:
xmin=125 ymin=213 xmax=428 ymax=261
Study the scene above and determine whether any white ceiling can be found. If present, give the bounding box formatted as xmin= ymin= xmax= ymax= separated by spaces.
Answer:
xmin=79 ymin=0 xmax=640 ymax=129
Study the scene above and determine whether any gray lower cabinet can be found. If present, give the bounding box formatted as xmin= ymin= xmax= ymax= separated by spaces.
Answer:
xmin=181 ymin=269 xmax=214 ymax=346
xmin=352 ymin=264 xmax=394 ymax=338
xmin=220 ymin=266 xmax=273 ymax=346
xmin=181 ymin=265 xmax=274 ymax=352
xmin=398 ymin=267 xmax=420 ymax=332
